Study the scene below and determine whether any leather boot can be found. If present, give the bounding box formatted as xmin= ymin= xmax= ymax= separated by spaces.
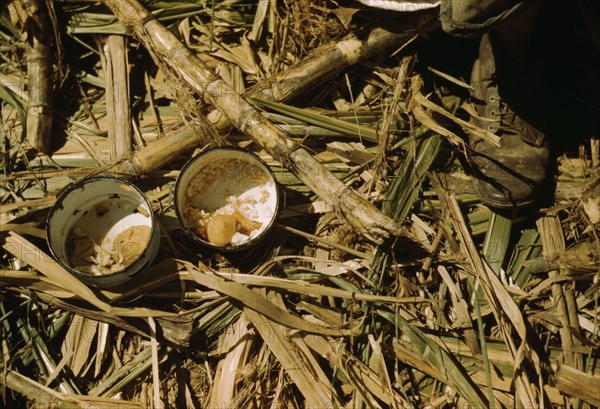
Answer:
xmin=468 ymin=33 xmax=550 ymax=209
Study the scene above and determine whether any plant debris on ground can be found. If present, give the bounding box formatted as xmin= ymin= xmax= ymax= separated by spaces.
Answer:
xmin=1 ymin=1 xmax=599 ymax=408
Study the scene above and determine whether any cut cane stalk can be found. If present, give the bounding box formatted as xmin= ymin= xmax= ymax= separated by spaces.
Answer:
xmin=230 ymin=13 xmax=438 ymax=128
xmin=0 ymin=370 xmax=144 ymax=408
xmin=96 ymin=35 xmax=133 ymax=159
xmin=128 ymin=11 xmax=438 ymax=174
xmin=102 ymin=0 xmax=432 ymax=243
xmin=537 ymin=216 xmax=584 ymax=374
xmin=19 ymin=0 xmax=54 ymax=154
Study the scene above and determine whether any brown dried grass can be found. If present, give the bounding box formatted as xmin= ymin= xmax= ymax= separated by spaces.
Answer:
xmin=1 ymin=1 xmax=599 ymax=408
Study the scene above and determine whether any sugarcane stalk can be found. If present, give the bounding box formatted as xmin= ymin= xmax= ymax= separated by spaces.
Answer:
xmin=128 ymin=11 xmax=438 ymax=174
xmin=19 ymin=0 xmax=54 ymax=154
xmin=128 ymin=126 xmax=200 ymax=175
xmin=103 ymin=0 xmax=416 ymax=243
xmin=97 ymin=34 xmax=133 ymax=159
xmin=233 ymin=12 xmax=438 ymax=126
xmin=552 ymin=362 xmax=600 ymax=407
xmin=0 ymin=370 xmax=58 ymax=405
xmin=0 ymin=370 xmax=145 ymax=408
xmin=537 ymin=216 xmax=583 ymax=372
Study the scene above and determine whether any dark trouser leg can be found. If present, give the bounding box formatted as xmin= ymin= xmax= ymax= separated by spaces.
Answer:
xmin=491 ymin=0 xmax=543 ymax=69
xmin=440 ymin=0 xmax=527 ymax=39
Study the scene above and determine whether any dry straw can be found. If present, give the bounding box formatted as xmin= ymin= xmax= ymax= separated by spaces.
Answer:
xmin=0 ymin=1 xmax=599 ymax=408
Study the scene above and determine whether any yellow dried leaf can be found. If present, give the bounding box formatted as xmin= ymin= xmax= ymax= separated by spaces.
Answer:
xmin=582 ymin=197 xmax=600 ymax=224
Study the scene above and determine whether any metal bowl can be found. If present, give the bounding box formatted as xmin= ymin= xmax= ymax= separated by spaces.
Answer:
xmin=174 ymin=147 xmax=279 ymax=251
xmin=46 ymin=177 xmax=160 ymax=288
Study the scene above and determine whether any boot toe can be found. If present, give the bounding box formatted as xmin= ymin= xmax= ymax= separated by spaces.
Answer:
xmin=469 ymin=134 xmax=550 ymax=209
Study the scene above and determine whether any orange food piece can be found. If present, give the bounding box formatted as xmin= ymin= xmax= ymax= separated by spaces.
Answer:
xmin=113 ymin=225 xmax=152 ymax=266
xmin=233 ymin=211 xmax=262 ymax=235
xmin=206 ymin=214 xmax=238 ymax=246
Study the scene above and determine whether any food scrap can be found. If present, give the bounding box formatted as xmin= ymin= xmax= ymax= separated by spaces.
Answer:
xmin=206 ymin=214 xmax=238 ymax=246
xmin=186 ymin=204 xmax=264 ymax=247
xmin=113 ymin=226 xmax=152 ymax=266
xmin=232 ymin=210 xmax=262 ymax=235
xmin=67 ymin=225 xmax=151 ymax=275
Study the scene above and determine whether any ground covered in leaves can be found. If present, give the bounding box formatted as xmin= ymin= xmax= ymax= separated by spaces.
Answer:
xmin=1 ymin=1 xmax=599 ymax=408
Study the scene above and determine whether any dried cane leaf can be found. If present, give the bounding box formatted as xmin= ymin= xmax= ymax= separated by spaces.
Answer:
xmin=2 ymin=233 xmax=111 ymax=312
xmin=303 ymin=334 xmax=411 ymax=408
xmin=186 ymin=266 xmax=353 ymax=336
xmin=209 ymin=313 xmax=253 ymax=407
xmin=244 ymin=290 xmax=344 ymax=408
xmin=378 ymin=308 xmax=488 ymax=407
xmin=61 ymin=315 xmax=98 ymax=376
